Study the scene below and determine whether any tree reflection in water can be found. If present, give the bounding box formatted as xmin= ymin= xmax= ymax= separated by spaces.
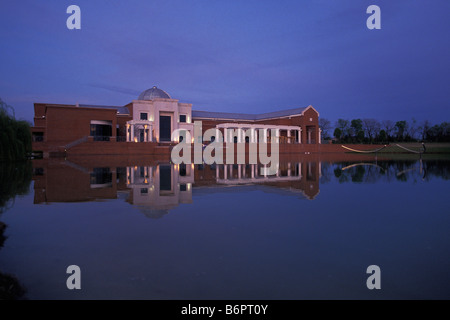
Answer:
xmin=0 ymin=161 xmax=31 ymax=300
xmin=328 ymin=159 xmax=450 ymax=184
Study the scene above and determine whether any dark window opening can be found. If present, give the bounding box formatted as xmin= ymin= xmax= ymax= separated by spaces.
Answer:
xmin=90 ymin=167 xmax=112 ymax=185
xmin=32 ymin=132 xmax=44 ymax=142
xmin=90 ymin=123 xmax=112 ymax=141
xmin=179 ymin=114 xmax=186 ymax=123
xmin=140 ymin=113 xmax=148 ymax=120
xmin=180 ymin=184 xmax=187 ymax=192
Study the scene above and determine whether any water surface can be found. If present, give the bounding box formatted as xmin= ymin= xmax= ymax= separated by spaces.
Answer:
xmin=0 ymin=156 xmax=449 ymax=299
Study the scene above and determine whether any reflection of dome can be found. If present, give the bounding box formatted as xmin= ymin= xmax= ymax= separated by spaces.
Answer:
xmin=138 ymin=86 xmax=171 ymax=100
xmin=137 ymin=207 xmax=169 ymax=219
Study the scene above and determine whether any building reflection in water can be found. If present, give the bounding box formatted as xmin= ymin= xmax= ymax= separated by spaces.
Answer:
xmin=32 ymin=159 xmax=321 ymax=218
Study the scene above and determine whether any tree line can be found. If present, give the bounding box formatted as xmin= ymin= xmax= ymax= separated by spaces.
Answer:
xmin=0 ymin=98 xmax=32 ymax=161
xmin=319 ymin=118 xmax=450 ymax=144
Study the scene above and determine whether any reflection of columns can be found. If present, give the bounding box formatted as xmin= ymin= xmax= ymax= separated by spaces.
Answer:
xmin=224 ymin=165 xmax=227 ymax=179
xmin=216 ymin=165 xmax=219 ymax=180
xmin=251 ymin=164 xmax=255 ymax=178
xmin=288 ymin=162 xmax=291 ymax=176
xmin=230 ymin=164 xmax=233 ymax=178
xmin=287 ymin=130 xmax=291 ymax=143
xmin=238 ymin=164 xmax=241 ymax=179
xmin=243 ymin=164 xmax=246 ymax=178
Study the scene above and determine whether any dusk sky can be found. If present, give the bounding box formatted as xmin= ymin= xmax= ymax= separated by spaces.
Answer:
xmin=1 ymin=0 xmax=449 ymax=125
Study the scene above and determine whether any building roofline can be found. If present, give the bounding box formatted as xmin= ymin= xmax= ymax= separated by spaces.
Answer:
xmin=192 ymin=105 xmax=317 ymax=121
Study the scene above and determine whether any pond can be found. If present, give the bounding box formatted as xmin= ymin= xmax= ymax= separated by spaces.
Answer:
xmin=0 ymin=155 xmax=449 ymax=299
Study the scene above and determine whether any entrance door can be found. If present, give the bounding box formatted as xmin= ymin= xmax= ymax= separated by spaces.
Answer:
xmin=159 ymin=115 xmax=171 ymax=142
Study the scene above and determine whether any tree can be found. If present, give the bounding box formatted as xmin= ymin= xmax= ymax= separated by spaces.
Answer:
xmin=378 ymin=129 xmax=387 ymax=143
xmin=0 ymin=98 xmax=31 ymax=161
xmin=319 ymin=118 xmax=332 ymax=139
xmin=335 ymin=119 xmax=349 ymax=140
xmin=362 ymin=118 xmax=380 ymax=143
xmin=395 ymin=120 xmax=408 ymax=141
xmin=420 ymin=120 xmax=430 ymax=141
xmin=350 ymin=119 xmax=363 ymax=140
xmin=333 ymin=128 xmax=342 ymax=140
xmin=381 ymin=120 xmax=395 ymax=140
xmin=407 ymin=118 xmax=420 ymax=141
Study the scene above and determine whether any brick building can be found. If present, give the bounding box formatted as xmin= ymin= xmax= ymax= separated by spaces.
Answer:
xmin=31 ymin=86 xmax=320 ymax=157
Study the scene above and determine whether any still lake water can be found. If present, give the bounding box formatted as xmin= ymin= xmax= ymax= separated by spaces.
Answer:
xmin=0 ymin=155 xmax=449 ymax=299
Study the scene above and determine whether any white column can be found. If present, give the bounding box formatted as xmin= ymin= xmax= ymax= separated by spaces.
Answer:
xmin=263 ymin=129 xmax=268 ymax=143
xmin=216 ymin=128 xmax=220 ymax=142
xmin=237 ymin=128 xmax=242 ymax=143
xmin=319 ymin=128 xmax=322 ymax=144
xmin=224 ymin=128 xmax=228 ymax=143
xmin=130 ymin=125 xmax=134 ymax=142
xmin=287 ymin=130 xmax=291 ymax=143
xmin=298 ymin=129 xmax=302 ymax=144
xmin=126 ymin=124 xmax=130 ymax=142
xmin=149 ymin=126 xmax=153 ymax=142
xmin=275 ymin=129 xmax=280 ymax=143
xmin=130 ymin=167 xmax=135 ymax=184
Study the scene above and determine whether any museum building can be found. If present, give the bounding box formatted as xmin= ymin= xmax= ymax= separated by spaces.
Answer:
xmin=30 ymin=86 xmax=321 ymax=156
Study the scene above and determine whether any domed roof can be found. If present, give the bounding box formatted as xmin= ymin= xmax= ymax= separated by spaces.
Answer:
xmin=138 ymin=86 xmax=171 ymax=100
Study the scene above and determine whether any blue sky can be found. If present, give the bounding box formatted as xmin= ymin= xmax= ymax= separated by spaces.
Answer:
xmin=0 ymin=0 xmax=449 ymax=125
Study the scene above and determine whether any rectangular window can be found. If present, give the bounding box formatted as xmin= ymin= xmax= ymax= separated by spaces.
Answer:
xmin=140 ymin=113 xmax=148 ymax=120
xmin=179 ymin=114 xmax=186 ymax=123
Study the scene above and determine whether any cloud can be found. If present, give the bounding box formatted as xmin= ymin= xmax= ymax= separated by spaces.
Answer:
xmin=87 ymin=83 xmax=140 ymax=96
